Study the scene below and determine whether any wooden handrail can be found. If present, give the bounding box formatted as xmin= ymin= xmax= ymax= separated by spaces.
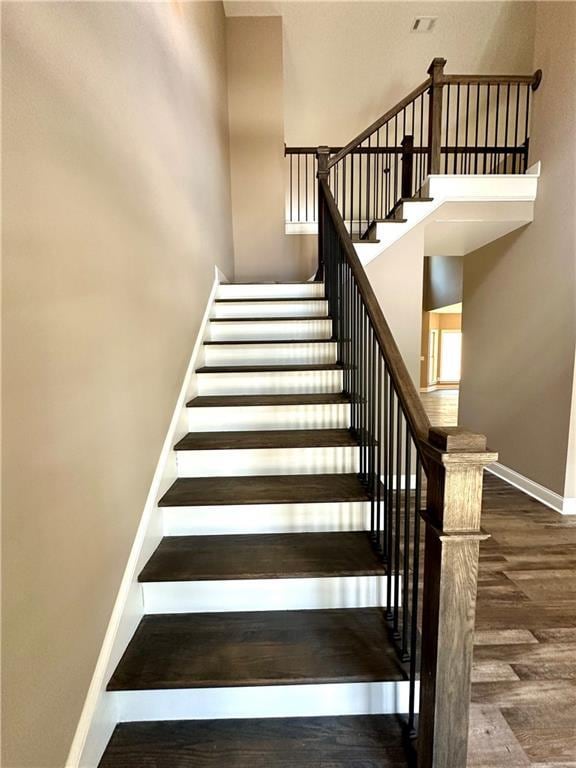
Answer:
xmin=443 ymin=70 xmax=542 ymax=89
xmin=327 ymin=78 xmax=432 ymax=169
xmin=319 ymin=176 xmax=431 ymax=447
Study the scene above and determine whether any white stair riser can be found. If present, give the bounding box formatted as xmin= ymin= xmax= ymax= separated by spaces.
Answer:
xmin=208 ymin=319 xmax=332 ymax=341
xmin=142 ymin=576 xmax=389 ymax=614
xmin=204 ymin=342 xmax=337 ymax=367
xmin=197 ymin=369 xmax=343 ymax=395
xmin=175 ymin=446 xmax=358 ymax=477
xmin=187 ymin=403 xmax=351 ymax=432
xmin=212 ymin=300 xmax=328 ymax=319
xmin=111 ymin=682 xmax=415 ymax=722
xmin=162 ymin=502 xmax=371 ymax=536
xmin=217 ymin=283 xmax=324 ymax=300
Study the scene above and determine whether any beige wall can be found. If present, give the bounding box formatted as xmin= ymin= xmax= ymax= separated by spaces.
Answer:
xmin=459 ymin=1 xmax=576 ymax=495
xmin=366 ymin=228 xmax=425 ymax=389
xmin=1 ymin=3 xmax=234 ymax=766
xmin=227 ymin=17 xmax=289 ymax=280
xmin=226 ymin=1 xmax=536 ymax=147
xmin=423 ymin=256 xmax=463 ymax=312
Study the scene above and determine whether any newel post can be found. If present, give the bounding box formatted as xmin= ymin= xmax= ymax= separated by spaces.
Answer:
xmin=427 ymin=58 xmax=446 ymax=175
xmin=315 ymin=146 xmax=330 ymax=282
xmin=417 ymin=427 xmax=497 ymax=768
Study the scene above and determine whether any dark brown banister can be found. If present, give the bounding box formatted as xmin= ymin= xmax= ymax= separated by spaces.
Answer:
xmin=318 ymin=168 xmax=498 ymax=768
xmin=318 ymin=171 xmax=431 ymax=447
xmin=327 ymin=77 xmax=432 ymax=169
xmin=312 ymin=57 xmax=537 ymax=767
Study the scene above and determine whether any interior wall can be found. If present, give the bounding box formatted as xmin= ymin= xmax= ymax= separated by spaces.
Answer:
xmin=366 ymin=228 xmax=425 ymax=389
xmin=226 ymin=1 xmax=536 ymax=147
xmin=423 ymin=256 xmax=464 ymax=311
xmin=1 ymin=3 xmax=234 ymax=766
xmin=459 ymin=1 xmax=576 ymax=496
xmin=227 ymin=16 xmax=292 ymax=281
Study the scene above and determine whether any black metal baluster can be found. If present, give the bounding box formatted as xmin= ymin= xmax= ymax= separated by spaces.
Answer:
xmin=401 ymin=432 xmax=412 ymax=660
xmin=504 ymin=84 xmax=511 ymax=172
xmin=454 ymin=84 xmax=460 ymax=173
xmin=376 ymin=352 xmax=383 ymax=551
xmin=393 ymin=398 xmax=402 ymax=638
xmin=382 ymin=364 xmax=389 ymax=559
xmin=385 ymin=387 xmax=395 ymax=618
xmin=408 ymin=455 xmax=422 ymax=736
xmin=513 ymin=83 xmax=520 ymax=173
xmin=444 ymin=84 xmax=451 ymax=174
xmin=475 ymin=83 xmax=480 ymax=173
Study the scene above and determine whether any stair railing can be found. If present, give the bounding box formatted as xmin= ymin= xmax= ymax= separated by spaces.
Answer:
xmin=317 ymin=161 xmax=498 ymax=768
xmin=288 ymin=58 xmax=542 ymax=237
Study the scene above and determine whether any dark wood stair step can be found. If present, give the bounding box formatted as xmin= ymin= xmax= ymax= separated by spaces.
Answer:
xmin=159 ymin=473 xmax=371 ymax=507
xmin=174 ymin=429 xmax=357 ymax=451
xmin=139 ymin=532 xmax=385 ymax=582
xmin=187 ymin=393 xmax=350 ymax=408
xmin=107 ymin=608 xmax=404 ymax=691
xmin=196 ymin=363 xmax=343 ymax=374
xmin=98 ymin=715 xmax=409 ymax=767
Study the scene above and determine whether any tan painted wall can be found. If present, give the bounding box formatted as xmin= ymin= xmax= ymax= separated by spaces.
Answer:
xmin=423 ymin=256 xmax=464 ymax=312
xmin=366 ymin=228 xmax=425 ymax=389
xmin=459 ymin=1 xmax=576 ymax=495
xmin=1 ymin=3 xmax=234 ymax=766
xmin=227 ymin=1 xmax=536 ymax=147
xmin=227 ymin=17 xmax=290 ymax=280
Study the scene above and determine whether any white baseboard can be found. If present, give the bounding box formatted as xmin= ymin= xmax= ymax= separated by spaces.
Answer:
xmin=487 ymin=461 xmax=576 ymax=515
xmin=65 ymin=268 xmax=222 ymax=768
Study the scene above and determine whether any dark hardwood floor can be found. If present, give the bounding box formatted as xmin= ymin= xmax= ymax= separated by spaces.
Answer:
xmin=98 ymin=715 xmax=410 ymax=768
xmin=107 ymin=608 xmax=404 ymax=691
xmin=421 ymin=386 xmax=576 ymax=766
xmin=139 ymin=531 xmax=384 ymax=581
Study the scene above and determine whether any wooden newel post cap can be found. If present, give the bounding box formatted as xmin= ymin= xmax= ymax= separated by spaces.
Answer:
xmin=428 ymin=426 xmax=487 ymax=453
xmin=427 ymin=57 xmax=447 ymax=78
xmin=316 ymin=146 xmax=330 ymax=178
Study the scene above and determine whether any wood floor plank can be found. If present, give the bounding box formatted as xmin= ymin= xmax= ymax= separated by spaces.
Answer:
xmin=98 ymin=715 xmax=409 ymax=768
xmin=107 ymin=609 xmax=405 ymax=691
xmin=139 ymin=532 xmax=385 ymax=582
xmin=158 ymin=473 xmax=372 ymax=507
xmin=174 ymin=429 xmax=358 ymax=451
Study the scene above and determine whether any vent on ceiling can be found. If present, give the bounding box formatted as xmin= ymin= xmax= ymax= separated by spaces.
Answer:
xmin=411 ymin=16 xmax=438 ymax=33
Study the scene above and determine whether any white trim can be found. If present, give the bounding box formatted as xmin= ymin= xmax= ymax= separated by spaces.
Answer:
xmin=111 ymin=680 xmax=415 ymax=722
xmin=142 ymin=575 xmax=390 ymax=614
xmin=487 ymin=461 xmax=576 ymax=515
xmin=65 ymin=268 xmax=223 ymax=768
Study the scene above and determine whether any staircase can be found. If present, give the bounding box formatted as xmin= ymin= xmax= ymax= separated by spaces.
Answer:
xmin=92 ymin=55 xmax=541 ymax=767
xmin=99 ymin=281 xmax=411 ymax=766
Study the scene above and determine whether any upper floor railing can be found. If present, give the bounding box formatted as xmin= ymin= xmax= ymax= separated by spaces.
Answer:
xmin=313 ymin=58 xmax=541 ymax=767
xmin=287 ymin=59 xmax=541 ymax=238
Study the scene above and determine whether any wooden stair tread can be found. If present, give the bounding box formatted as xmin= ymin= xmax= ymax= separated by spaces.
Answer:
xmin=139 ymin=532 xmax=385 ymax=582
xmin=174 ymin=429 xmax=357 ymax=451
xmin=107 ymin=608 xmax=404 ymax=691
xmin=159 ymin=473 xmax=371 ymax=507
xmin=196 ymin=363 xmax=343 ymax=374
xmin=186 ymin=393 xmax=350 ymax=408
xmin=98 ymin=715 xmax=408 ymax=767
xmin=210 ymin=316 xmax=329 ymax=323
